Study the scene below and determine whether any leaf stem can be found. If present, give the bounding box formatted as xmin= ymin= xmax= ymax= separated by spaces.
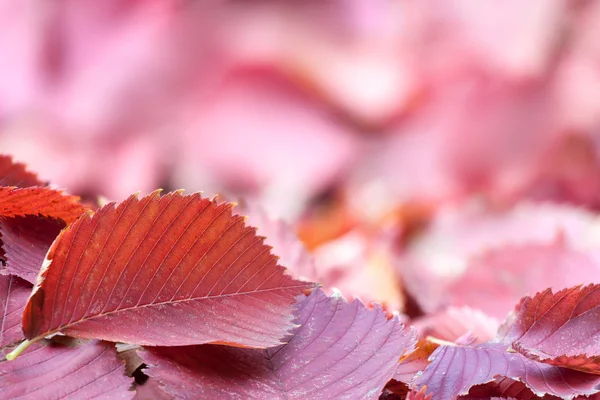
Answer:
xmin=5 ymin=339 xmax=35 ymax=361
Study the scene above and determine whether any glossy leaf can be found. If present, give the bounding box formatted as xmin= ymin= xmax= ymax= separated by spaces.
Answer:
xmin=0 ymin=216 xmax=64 ymax=283
xmin=21 ymin=191 xmax=314 ymax=349
xmin=504 ymin=285 xmax=600 ymax=374
xmin=0 ymin=275 xmax=30 ymax=348
xmin=0 ymin=340 xmax=133 ymax=399
xmin=0 ymin=155 xmax=43 ymax=188
xmin=0 ymin=187 xmax=87 ymax=223
xmin=140 ymin=289 xmax=416 ymax=399
xmin=413 ymin=343 xmax=600 ymax=400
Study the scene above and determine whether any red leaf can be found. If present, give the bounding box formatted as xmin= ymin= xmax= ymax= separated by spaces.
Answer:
xmin=0 ymin=187 xmax=88 ymax=223
xmin=20 ymin=191 xmax=314 ymax=350
xmin=0 ymin=216 xmax=64 ymax=283
xmin=139 ymin=289 xmax=416 ymax=399
xmin=395 ymin=340 xmax=438 ymax=383
xmin=504 ymin=285 xmax=600 ymax=374
xmin=414 ymin=343 xmax=600 ymax=400
xmin=0 ymin=275 xmax=30 ymax=348
xmin=0 ymin=155 xmax=44 ymax=188
xmin=0 ymin=340 xmax=133 ymax=399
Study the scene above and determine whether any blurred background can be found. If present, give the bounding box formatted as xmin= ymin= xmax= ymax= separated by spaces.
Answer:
xmin=3 ymin=0 xmax=600 ymax=314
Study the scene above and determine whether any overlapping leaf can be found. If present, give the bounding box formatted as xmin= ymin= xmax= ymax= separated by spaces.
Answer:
xmin=0 ymin=187 xmax=87 ymax=223
xmin=413 ymin=342 xmax=600 ymax=400
xmin=21 ymin=191 xmax=314 ymax=349
xmin=0 ymin=275 xmax=30 ymax=348
xmin=0 ymin=216 xmax=64 ymax=283
xmin=140 ymin=289 xmax=416 ymax=399
xmin=503 ymin=285 xmax=600 ymax=373
xmin=413 ymin=307 xmax=499 ymax=344
xmin=0 ymin=340 xmax=133 ymax=399
xmin=0 ymin=155 xmax=44 ymax=188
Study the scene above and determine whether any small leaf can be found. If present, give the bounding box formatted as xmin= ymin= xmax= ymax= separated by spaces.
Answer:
xmin=140 ymin=289 xmax=416 ymax=399
xmin=21 ymin=191 xmax=314 ymax=350
xmin=0 ymin=216 xmax=64 ymax=283
xmin=0 ymin=340 xmax=133 ymax=399
xmin=0 ymin=275 xmax=30 ymax=348
xmin=505 ymin=285 xmax=600 ymax=374
xmin=0 ymin=155 xmax=44 ymax=188
xmin=0 ymin=187 xmax=88 ymax=223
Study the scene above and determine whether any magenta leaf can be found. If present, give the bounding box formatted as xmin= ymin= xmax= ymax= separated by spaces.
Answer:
xmin=504 ymin=285 xmax=600 ymax=373
xmin=0 ymin=216 xmax=64 ymax=284
xmin=140 ymin=289 xmax=416 ymax=399
xmin=0 ymin=340 xmax=133 ymax=399
xmin=0 ymin=274 xmax=30 ymax=348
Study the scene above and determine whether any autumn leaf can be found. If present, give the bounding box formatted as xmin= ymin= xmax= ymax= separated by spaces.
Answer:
xmin=0 ymin=216 xmax=64 ymax=283
xmin=504 ymin=285 xmax=600 ymax=374
xmin=0 ymin=186 xmax=87 ymax=223
xmin=0 ymin=340 xmax=133 ymax=399
xmin=413 ymin=342 xmax=600 ymax=400
xmin=12 ymin=191 xmax=314 ymax=357
xmin=0 ymin=155 xmax=44 ymax=188
xmin=139 ymin=289 xmax=416 ymax=399
xmin=0 ymin=275 xmax=30 ymax=348
xmin=413 ymin=307 xmax=500 ymax=344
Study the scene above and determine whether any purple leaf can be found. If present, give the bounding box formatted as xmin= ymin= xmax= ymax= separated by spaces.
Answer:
xmin=0 ymin=340 xmax=133 ymax=399
xmin=0 ymin=216 xmax=64 ymax=284
xmin=140 ymin=289 xmax=416 ymax=399
xmin=414 ymin=343 xmax=600 ymax=400
xmin=0 ymin=274 xmax=30 ymax=348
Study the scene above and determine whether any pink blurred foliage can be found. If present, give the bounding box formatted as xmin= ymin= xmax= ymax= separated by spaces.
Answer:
xmin=1 ymin=0 xmax=600 ymax=217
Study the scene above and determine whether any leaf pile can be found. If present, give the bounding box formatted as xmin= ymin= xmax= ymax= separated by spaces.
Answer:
xmin=2 ymin=154 xmax=600 ymax=400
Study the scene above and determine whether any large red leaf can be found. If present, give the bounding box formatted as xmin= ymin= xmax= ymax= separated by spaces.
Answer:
xmin=0 ymin=275 xmax=30 ymax=348
xmin=18 ymin=191 xmax=314 ymax=352
xmin=413 ymin=342 xmax=600 ymax=400
xmin=0 ymin=155 xmax=44 ymax=188
xmin=139 ymin=289 xmax=416 ymax=399
xmin=0 ymin=216 xmax=64 ymax=283
xmin=0 ymin=340 xmax=133 ymax=399
xmin=0 ymin=186 xmax=88 ymax=223
xmin=504 ymin=285 xmax=600 ymax=374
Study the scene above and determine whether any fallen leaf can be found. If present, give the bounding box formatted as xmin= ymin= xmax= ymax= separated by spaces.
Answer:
xmin=19 ymin=191 xmax=314 ymax=352
xmin=0 ymin=340 xmax=133 ymax=399
xmin=414 ymin=342 xmax=600 ymax=400
xmin=0 ymin=216 xmax=64 ymax=283
xmin=0 ymin=186 xmax=88 ymax=223
xmin=140 ymin=288 xmax=416 ymax=399
xmin=0 ymin=155 xmax=44 ymax=187
xmin=504 ymin=285 xmax=600 ymax=374
xmin=0 ymin=275 xmax=30 ymax=348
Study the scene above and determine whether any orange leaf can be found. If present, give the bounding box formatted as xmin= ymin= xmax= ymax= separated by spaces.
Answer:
xmin=0 ymin=187 xmax=88 ymax=224
xmin=19 ymin=191 xmax=314 ymax=353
